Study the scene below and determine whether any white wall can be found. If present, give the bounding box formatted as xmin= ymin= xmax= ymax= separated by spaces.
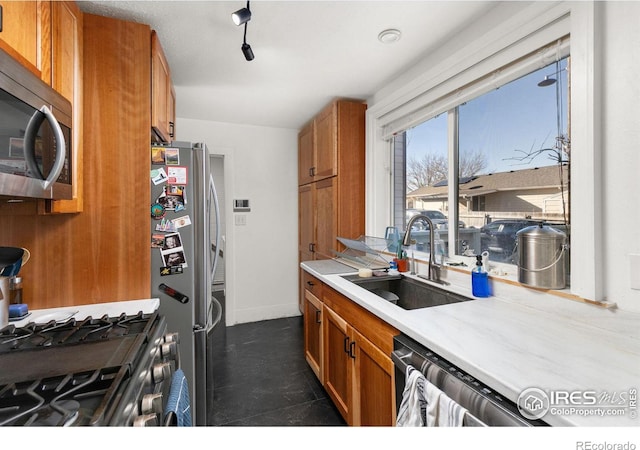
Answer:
xmin=176 ymin=118 xmax=300 ymax=325
xmin=600 ymin=2 xmax=640 ymax=313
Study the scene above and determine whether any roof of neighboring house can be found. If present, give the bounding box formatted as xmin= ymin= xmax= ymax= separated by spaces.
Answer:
xmin=407 ymin=164 xmax=569 ymax=200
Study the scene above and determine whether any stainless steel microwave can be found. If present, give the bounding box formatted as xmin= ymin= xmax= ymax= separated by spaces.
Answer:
xmin=0 ymin=48 xmax=72 ymax=200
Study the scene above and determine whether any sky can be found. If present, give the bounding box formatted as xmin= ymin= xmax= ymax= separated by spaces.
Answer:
xmin=406 ymin=58 xmax=569 ymax=176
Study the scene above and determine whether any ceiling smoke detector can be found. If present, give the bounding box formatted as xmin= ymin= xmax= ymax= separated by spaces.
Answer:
xmin=378 ymin=29 xmax=401 ymax=44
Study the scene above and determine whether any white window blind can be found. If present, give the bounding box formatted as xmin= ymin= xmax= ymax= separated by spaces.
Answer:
xmin=378 ymin=18 xmax=570 ymax=140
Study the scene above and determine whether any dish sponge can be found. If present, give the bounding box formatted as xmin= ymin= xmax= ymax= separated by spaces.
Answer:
xmin=8 ymin=303 xmax=28 ymax=318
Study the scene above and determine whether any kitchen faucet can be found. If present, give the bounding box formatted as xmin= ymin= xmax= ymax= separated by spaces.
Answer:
xmin=402 ymin=214 xmax=448 ymax=285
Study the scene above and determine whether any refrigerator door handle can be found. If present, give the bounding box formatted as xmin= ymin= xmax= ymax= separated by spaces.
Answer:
xmin=209 ymin=174 xmax=221 ymax=281
xmin=206 ymin=174 xmax=223 ymax=335
xmin=207 ymin=295 xmax=223 ymax=335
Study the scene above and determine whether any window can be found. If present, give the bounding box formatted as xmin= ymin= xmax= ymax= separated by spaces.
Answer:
xmin=368 ymin=4 xmax=602 ymax=300
xmin=471 ymin=196 xmax=485 ymax=212
xmin=393 ymin=56 xmax=570 ymax=270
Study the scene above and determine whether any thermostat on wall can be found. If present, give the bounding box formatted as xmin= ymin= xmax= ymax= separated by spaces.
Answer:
xmin=234 ymin=199 xmax=250 ymax=212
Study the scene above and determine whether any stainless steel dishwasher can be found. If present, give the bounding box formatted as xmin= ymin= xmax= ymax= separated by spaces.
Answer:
xmin=392 ymin=334 xmax=548 ymax=426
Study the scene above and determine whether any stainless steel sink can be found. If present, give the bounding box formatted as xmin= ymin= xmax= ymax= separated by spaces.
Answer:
xmin=342 ymin=274 xmax=474 ymax=310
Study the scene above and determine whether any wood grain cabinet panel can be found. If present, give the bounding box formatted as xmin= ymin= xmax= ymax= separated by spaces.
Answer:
xmin=0 ymin=13 xmax=152 ymax=309
xmin=297 ymin=99 xmax=366 ymax=311
xmin=0 ymin=1 xmax=49 ymax=79
xmin=323 ymin=304 xmax=353 ymax=423
xmin=351 ymin=327 xmax=396 ymax=426
xmin=151 ymin=30 xmax=175 ymax=143
xmin=303 ymin=287 xmax=324 ymax=383
xmin=313 ymin=102 xmax=338 ymax=182
xmin=322 ymin=298 xmax=397 ymax=426
xmin=314 ymin=177 xmax=336 ymax=260
xmin=298 ymin=121 xmax=315 ymax=185
xmin=304 ymin=279 xmax=398 ymax=426
xmin=48 ymin=1 xmax=83 ymax=213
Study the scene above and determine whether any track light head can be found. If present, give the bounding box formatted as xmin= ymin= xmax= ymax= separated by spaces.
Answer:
xmin=242 ymin=43 xmax=255 ymax=61
xmin=232 ymin=7 xmax=251 ymax=26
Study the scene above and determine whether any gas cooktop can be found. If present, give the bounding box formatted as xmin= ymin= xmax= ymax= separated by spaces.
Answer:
xmin=0 ymin=300 xmax=175 ymax=427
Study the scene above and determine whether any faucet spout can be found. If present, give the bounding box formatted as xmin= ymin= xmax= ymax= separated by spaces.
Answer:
xmin=403 ymin=214 xmax=443 ymax=283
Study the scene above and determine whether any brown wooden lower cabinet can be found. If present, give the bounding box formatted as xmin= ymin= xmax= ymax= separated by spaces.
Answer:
xmin=351 ymin=326 xmax=396 ymax=426
xmin=303 ymin=288 xmax=323 ymax=383
xmin=323 ymin=305 xmax=353 ymax=422
xmin=303 ymin=275 xmax=398 ymax=426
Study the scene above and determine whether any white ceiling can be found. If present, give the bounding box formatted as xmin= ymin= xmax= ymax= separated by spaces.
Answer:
xmin=77 ymin=1 xmax=498 ymax=130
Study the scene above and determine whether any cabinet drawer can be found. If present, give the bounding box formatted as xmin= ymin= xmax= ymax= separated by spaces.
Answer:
xmin=302 ymin=272 xmax=323 ymax=298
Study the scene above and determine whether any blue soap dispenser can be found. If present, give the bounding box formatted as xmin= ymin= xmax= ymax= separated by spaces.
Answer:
xmin=472 ymin=254 xmax=490 ymax=297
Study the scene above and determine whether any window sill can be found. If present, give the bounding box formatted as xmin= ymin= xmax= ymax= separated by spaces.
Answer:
xmin=398 ymin=250 xmax=616 ymax=310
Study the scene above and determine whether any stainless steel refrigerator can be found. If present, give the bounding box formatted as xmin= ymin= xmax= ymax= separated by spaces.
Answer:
xmin=150 ymin=141 xmax=222 ymax=426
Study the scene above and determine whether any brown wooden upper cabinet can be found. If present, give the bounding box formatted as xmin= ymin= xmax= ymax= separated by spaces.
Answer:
xmin=297 ymin=99 xmax=366 ymax=263
xmin=298 ymin=121 xmax=315 ymax=185
xmin=0 ymin=1 xmax=84 ymax=214
xmin=298 ymin=100 xmax=364 ymax=186
xmin=0 ymin=1 xmax=50 ymax=81
xmin=48 ymin=1 xmax=83 ymax=214
xmin=151 ymin=30 xmax=176 ymax=143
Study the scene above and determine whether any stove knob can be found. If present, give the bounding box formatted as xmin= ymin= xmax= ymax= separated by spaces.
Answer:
xmin=141 ymin=392 xmax=164 ymax=415
xmin=152 ymin=362 xmax=172 ymax=384
xmin=161 ymin=341 xmax=177 ymax=359
xmin=164 ymin=332 xmax=179 ymax=344
xmin=133 ymin=413 xmax=158 ymax=427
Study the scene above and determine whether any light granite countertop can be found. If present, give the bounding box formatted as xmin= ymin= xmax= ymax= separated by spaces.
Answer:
xmin=301 ymin=259 xmax=640 ymax=427
xmin=10 ymin=298 xmax=160 ymax=328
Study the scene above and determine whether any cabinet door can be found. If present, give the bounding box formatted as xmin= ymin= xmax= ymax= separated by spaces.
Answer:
xmin=323 ymin=305 xmax=352 ymax=424
xmin=298 ymin=183 xmax=315 ymax=259
xmin=168 ymin=83 xmax=176 ymax=140
xmin=303 ymin=289 xmax=323 ymax=383
xmin=351 ymin=328 xmax=396 ymax=426
xmin=0 ymin=0 xmax=50 ymax=80
xmin=314 ymin=177 xmax=336 ymax=260
xmin=48 ymin=0 xmax=83 ymax=214
xmin=314 ymin=102 xmax=337 ymax=181
xmin=151 ymin=31 xmax=172 ymax=142
xmin=298 ymin=121 xmax=314 ymax=185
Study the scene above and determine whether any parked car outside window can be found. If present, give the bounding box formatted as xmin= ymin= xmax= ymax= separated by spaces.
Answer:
xmin=406 ymin=209 xmax=466 ymax=230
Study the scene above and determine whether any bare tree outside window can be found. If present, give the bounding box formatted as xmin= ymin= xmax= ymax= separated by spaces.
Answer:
xmin=406 ymin=149 xmax=487 ymax=191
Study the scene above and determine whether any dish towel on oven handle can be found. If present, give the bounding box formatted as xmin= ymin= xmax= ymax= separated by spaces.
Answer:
xmin=396 ymin=364 xmax=468 ymax=426
xmin=437 ymin=390 xmax=467 ymax=426
xmin=164 ymin=368 xmax=192 ymax=426
xmin=396 ymin=365 xmax=429 ymax=426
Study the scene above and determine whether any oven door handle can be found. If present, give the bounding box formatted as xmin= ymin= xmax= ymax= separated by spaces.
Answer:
xmin=23 ymin=105 xmax=67 ymax=190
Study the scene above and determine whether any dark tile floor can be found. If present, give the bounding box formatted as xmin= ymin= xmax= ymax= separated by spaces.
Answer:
xmin=206 ymin=302 xmax=345 ymax=426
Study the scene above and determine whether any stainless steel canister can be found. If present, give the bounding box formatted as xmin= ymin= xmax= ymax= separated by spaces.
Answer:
xmin=516 ymin=223 xmax=567 ymax=289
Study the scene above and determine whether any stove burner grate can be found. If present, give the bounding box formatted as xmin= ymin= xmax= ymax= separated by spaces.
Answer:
xmin=0 ymin=366 xmax=128 ymax=426
xmin=0 ymin=311 xmax=155 ymax=352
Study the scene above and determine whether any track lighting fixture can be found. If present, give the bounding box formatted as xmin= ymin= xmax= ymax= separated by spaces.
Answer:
xmin=231 ymin=6 xmax=251 ymax=26
xmin=232 ymin=1 xmax=254 ymax=61
xmin=242 ymin=43 xmax=254 ymax=61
